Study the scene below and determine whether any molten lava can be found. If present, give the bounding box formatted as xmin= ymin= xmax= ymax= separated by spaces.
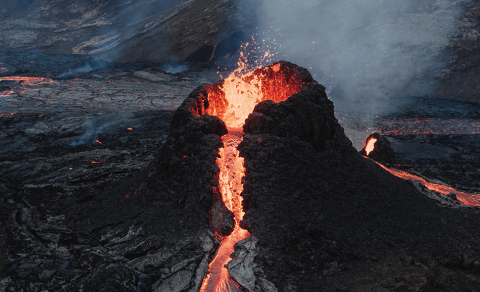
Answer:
xmin=375 ymin=162 xmax=480 ymax=206
xmin=0 ymin=76 xmax=55 ymax=86
xmin=365 ymin=137 xmax=377 ymax=156
xmin=200 ymin=130 xmax=249 ymax=292
xmin=364 ymin=137 xmax=480 ymax=206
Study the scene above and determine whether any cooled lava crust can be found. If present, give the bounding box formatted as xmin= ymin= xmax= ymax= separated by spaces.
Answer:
xmin=157 ymin=61 xmax=480 ymax=291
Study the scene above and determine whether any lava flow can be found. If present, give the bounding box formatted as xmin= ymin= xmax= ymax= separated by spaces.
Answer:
xmin=200 ymin=129 xmax=249 ymax=292
xmin=376 ymin=162 xmax=480 ymax=206
xmin=364 ymin=139 xmax=480 ymax=206
xmin=0 ymin=76 xmax=56 ymax=86
xmin=200 ymin=62 xmax=306 ymax=291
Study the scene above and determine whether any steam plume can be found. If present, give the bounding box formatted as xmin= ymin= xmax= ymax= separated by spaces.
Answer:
xmin=240 ymin=0 xmax=468 ymax=123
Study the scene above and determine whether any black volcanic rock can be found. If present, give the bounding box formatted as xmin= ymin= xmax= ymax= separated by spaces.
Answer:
xmin=79 ymin=264 xmax=150 ymax=292
xmin=244 ymin=84 xmax=335 ymax=151
xmin=156 ymin=84 xmax=234 ymax=237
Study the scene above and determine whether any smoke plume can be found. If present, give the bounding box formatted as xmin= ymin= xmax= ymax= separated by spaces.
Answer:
xmin=239 ymin=0 xmax=469 ymax=145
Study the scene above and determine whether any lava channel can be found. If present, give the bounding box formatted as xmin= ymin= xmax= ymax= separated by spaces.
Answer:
xmin=363 ymin=138 xmax=480 ymax=206
xmin=200 ymin=129 xmax=249 ymax=292
xmin=376 ymin=161 xmax=480 ymax=206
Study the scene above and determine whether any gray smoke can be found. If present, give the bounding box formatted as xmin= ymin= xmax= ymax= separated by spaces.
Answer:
xmin=71 ymin=120 xmax=98 ymax=146
xmin=162 ymin=61 xmax=189 ymax=74
xmin=70 ymin=114 xmax=137 ymax=146
xmin=56 ymin=59 xmax=111 ymax=79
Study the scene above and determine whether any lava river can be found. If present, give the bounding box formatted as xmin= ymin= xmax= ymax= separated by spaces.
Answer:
xmin=200 ymin=129 xmax=249 ymax=292
xmin=364 ymin=137 xmax=480 ymax=206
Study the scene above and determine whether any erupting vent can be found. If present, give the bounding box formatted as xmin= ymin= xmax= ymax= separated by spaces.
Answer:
xmin=197 ymin=61 xmax=313 ymax=291
xmin=205 ymin=63 xmax=305 ymax=128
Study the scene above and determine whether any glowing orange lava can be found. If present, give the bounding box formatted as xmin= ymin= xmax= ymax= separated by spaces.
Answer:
xmin=0 ymin=76 xmax=55 ymax=86
xmin=363 ymin=136 xmax=480 ymax=206
xmin=363 ymin=137 xmax=480 ymax=206
xmin=374 ymin=161 xmax=480 ymax=206
xmin=365 ymin=137 xmax=377 ymax=156
xmin=200 ymin=130 xmax=249 ymax=292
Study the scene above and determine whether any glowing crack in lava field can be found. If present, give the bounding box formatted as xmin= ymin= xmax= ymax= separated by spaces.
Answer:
xmin=199 ymin=62 xmax=305 ymax=291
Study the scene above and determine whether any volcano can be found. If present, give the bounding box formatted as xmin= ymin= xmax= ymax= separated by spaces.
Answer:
xmin=150 ymin=61 xmax=480 ymax=291
xmin=2 ymin=61 xmax=480 ymax=291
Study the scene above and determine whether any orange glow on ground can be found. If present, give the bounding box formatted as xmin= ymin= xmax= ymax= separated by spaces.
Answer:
xmin=365 ymin=137 xmax=377 ymax=155
xmin=90 ymin=161 xmax=107 ymax=164
xmin=372 ymin=160 xmax=480 ymax=206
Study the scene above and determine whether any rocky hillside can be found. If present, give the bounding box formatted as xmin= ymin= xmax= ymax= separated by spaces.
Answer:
xmin=0 ymin=0 xmax=254 ymax=63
